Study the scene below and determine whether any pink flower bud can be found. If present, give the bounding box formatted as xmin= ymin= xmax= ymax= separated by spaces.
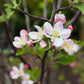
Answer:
xmin=24 ymin=64 xmax=29 ymax=69
xmin=40 ymin=40 xmax=47 ymax=48
xmin=26 ymin=39 xmax=33 ymax=47
xmin=67 ymin=25 xmax=73 ymax=31
xmin=54 ymin=13 xmax=66 ymax=24
xmin=69 ymin=61 xmax=78 ymax=68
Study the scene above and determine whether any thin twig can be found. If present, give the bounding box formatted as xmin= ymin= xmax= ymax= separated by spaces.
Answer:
xmin=18 ymin=9 xmax=50 ymax=23
xmin=57 ymin=0 xmax=63 ymax=9
xmin=65 ymin=10 xmax=81 ymax=27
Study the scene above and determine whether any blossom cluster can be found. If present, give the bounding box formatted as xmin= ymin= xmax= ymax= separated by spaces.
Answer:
xmin=13 ymin=13 xmax=80 ymax=55
xmin=10 ymin=63 xmax=33 ymax=84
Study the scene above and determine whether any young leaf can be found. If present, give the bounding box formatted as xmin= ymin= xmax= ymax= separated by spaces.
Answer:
xmin=4 ymin=3 xmax=13 ymax=8
xmin=59 ymin=55 xmax=77 ymax=65
xmin=0 ymin=14 xmax=7 ymax=22
xmin=75 ymin=3 xmax=84 ymax=14
xmin=5 ymin=8 xmax=15 ymax=19
xmin=11 ymin=0 xmax=17 ymax=6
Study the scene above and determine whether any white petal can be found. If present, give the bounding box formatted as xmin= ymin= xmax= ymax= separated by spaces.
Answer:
xmin=20 ymin=63 xmax=24 ymax=71
xmin=13 ymin=41 xmax=24 ymax=48
xmin=44 ymin=22 xmax=53 ymax=35
xmin=29 ymin=32 xmax=38 ymax=40
xmin=59 ymin=29 xmax=71 ymax=39
xmin=54 ymin=22 xmax=63 ymax=31
xmin=34 ymin=25 xmax=42 ymax=32
xmin=14 ymin=36 xmax=21 ymax=41
xmin=12 ymin=66 xmax=19 ymax=71
xmin=10 ymin=71 xmax=19 ymax=79
xmin=52 ymin=38 xmax=63 ymax=47
xmin=27 ymin=80 xmax=34 ymax=84
xmin=20 ymin=29 xmax=27 ymax=42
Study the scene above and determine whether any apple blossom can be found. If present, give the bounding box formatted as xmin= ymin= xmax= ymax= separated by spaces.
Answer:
xmin=44 ymin=22 xmax=71 ymax=47
xmin=29 ymin=25 xmax=44 ymax=43
xmin=13 ymin=29 xmax=33 ymax=48
xmin=40 ymin=40 xmax=47 ymax=48
xmin=54 ymin=13 xmax=66 ymax=24
xmin=62 ymin=39 xmax=80 ymax=55
xmin=21 ymin=73 xmax=34 ymax=84
xmin=10 ymin=63 xmax=24 ymax=79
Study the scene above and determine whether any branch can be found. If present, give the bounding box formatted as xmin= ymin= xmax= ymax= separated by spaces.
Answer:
xmin=57 ymin=0 xmax=63 ymax=9
xmin=38 ymin=47 xmax=55 ymax=84
xmin=43 ymin=0 xmax=47 ymax=18
xmin=22 ymin=0 xmax=30 ymax=32
xmin=65 ymin=10 xmax=81 ymax=27
xmin=50 ymin=0 xmax=58 ymax=24
xmin=18 ymin=9 xmax=50 ymax=23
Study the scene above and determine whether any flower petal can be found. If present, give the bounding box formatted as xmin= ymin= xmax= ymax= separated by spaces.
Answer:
xmin=12 ymin=66 xmax=19 ymax=71
xmin=40 ymin=40 xmax=47 ymax=48
xmin=52 ymin=38 xmax=63 ymax=47
xmin=14 ymin=36 xmax=21 ymax=41
xmin=44 ymin=22 xmax=53 ymax=35
xmin=13 ymin=41 xmax=24 ymax=48
xmin=54 ymin=22 xmax=63 ymax=31
xmin=34 ymin=25 xmax=42 ymax=32
xmin=54 ymin=13 xmax=66 ymax=24
xmin=29 ymin=32 xmax=38 ymax=40
xmin=20 ymin=29 xmax=27 ymax=42
xmin=59 ymin=29 xmax=71 ymax=39
xmin=10 ymin=71 xmax=19 ymax=79
xmin=20 ymin=63 xmax=24 ymax=71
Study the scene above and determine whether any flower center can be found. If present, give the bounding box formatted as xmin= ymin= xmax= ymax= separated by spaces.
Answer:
xmin=36 ymin=32 xmax=40 ymax=36
xmin=25 ymin=77 xmax=29 ymax=80
xmin=64 ymin=44 xmax=69 ymax=49
xmin=52 ymin=31 xmax=59 ymax=38
xmin=19 ymin=40 xmax=23 ymax=43
xmin=18 ymin=71 xmax=22 ymax=75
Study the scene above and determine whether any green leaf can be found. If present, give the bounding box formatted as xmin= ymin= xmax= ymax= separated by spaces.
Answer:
xmin=75 ymin=3 xmax=84 ymax=14
xmin=25 ymin=67 xmax=40 ymax=81
xmin=11 ymin=0 xmax=17 ymax=6
xmin=74 ymin=0 xmax=79 ymax=3
xmin=59 ymin=55 xmax=77 ymax=65
xmin=0 ymin=14 xmax=7 ymax=22
xmin=4 ymin=3 xmax=13 ymax=8
xmin=5 ymin=8 xmax=15 ymax=18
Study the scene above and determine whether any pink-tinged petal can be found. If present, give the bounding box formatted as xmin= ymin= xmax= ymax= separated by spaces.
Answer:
xmin=62 ymin=39 xmax=74 ymax=54
xmin=52 ymin=38 xmax=63 ymax=47
xmin=12 ymin=66 xmax=19 ymax=71
xmin=59 ymin=29 xmax=71 ymax=39
xmin=29 ymin=32 xmax=38 ymax=40
xmin=34 ymin=25 xmax=42 ymax=32
xmin=44 ymin=22 xmax=53 ymax=35
xmin=20 ymin=63 xmax=24 ymax=71
xmin=54 ymin=13 xmax=66 ymax=24
xmin=20 ymin=29 xmax=28 ymax=42
xmin=40 ymin=40 xmax=47 ymax=48
xmin=10 ymin=71 xmax=19 ymax=79
xmin=13 ymin=41 xmax=24 ymax=48
xmin=26 ymin=39 xmax=33 ymax=47
xmin=54 ymin=22 xmax=63 ymax=31
xmin=14 ymin=36 xmax=21 ymax=41
xmin=72 ymin=44 xmax=80 ymax=52
xmin=67 ymin=25 xmax=73 ymax=31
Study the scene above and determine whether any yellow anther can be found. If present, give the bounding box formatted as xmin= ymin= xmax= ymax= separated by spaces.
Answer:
xmin=25 ymin=77 xmax=29 ymax=80
xmin=36 ymin=32 xmax=40 ymax=36
xmin=52 ymin=31 xmax=59 ymax=38
xmin=64 ymin=44 xmax=69 ymax=49
xmin=19 ymin=40 xmax=23 ymax=43
xmin=18 ymin=71 xmax=22 ymax=75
